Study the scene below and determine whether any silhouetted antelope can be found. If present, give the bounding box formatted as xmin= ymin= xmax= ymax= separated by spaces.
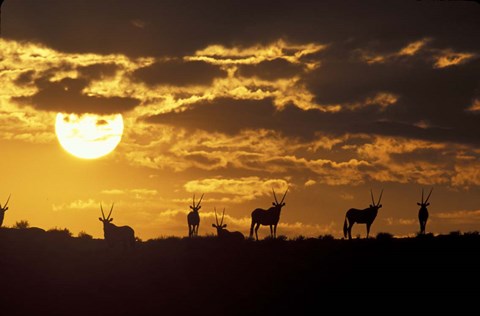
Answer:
xmin=212 ymin=207 xmax=245 ymax=241
xmin=187 ymin=193 xmax=204 ymax=237
xmin=99 ymin=203 xmax=135 ymax=249
xmin=343 ymin=189 xmax=383 ymax=240
xmin=0 ymin=194 xmax=10 ymax=227
xmin=249 ymin=188 xmax=288 ymax=241
xmin=418 ymin=187 xmax=433 ymax=235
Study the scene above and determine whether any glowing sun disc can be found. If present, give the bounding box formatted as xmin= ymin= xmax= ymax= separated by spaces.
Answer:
xmin=55 ymin=113 xmax=124 ymax=159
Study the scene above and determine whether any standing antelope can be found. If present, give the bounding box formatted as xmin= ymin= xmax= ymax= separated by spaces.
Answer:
xmin=418 ymin=187 xmax=433 ymax=235
xmin=99 ymin=203 xmax=135 ymax=249
xmin=0 ymin=194 xmax=10 ymax=227
xmin=212 ymin=207 xmax=245 ymax=241
xmin=187 ymin=193 xmax=204 ymax=237
xmin=249 ymin=188 xmax=288 ymax=241
xmin=343 ymin=189 xmax=383 ymax=240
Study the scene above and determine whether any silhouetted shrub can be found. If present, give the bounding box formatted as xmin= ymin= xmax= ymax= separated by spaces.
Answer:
xmin=318 ymin=234 xmax=335 ymax=241
xmin=47 ymin=227 xmax=72 ymax=238
xmin=448 ymin=230 xmax=462 ymax=237
xmin=293 ymin=235 xmax=306 ymax=241
xmin=77 ymin=231 xmax=93 ymax=239
xmin=376 ymin=232 xmax=394 ymax=240
xmin=13 ymin=220 xmax=30 ymax=229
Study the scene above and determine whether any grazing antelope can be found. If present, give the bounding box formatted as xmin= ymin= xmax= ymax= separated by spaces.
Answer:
xmin=187 ymin=193 xmax=204 ymax=237
xmin=212 ymin=207 xmax=245 ymax=241
xmin=418 ymin=187 xmax=433 ymax=235
xmin=343 ymin=189 xmax=383 ymax=240
xmin=98 ymin=203 xmax=135 ymax=249
xmin=249 ymin=188 xmax=288 ymax=241
xmin=0 ymin=194 xmax=10 ymax=227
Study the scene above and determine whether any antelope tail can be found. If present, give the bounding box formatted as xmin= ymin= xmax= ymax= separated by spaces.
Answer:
xmin=343 ymin=217 xmax=348 ymax=238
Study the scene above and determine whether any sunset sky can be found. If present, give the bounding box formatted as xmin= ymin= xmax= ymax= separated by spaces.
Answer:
xmin=1 ymin=0 xmax=479 ymax=240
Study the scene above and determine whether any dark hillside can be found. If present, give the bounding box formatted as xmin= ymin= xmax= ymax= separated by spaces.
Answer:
xmin=1 ymin=228 xmax=479 ymax=315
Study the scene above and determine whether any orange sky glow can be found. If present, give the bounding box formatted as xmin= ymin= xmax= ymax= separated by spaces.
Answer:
xmin=0 ymin=0 xmax=479 ymax=240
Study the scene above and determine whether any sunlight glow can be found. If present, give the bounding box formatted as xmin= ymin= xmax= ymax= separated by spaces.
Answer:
xmin=55 ymin=113 xmax=124 ymax=159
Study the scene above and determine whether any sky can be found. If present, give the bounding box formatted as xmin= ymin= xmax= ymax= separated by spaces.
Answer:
xmin=0 ymin=0 xmax=479 ymax=240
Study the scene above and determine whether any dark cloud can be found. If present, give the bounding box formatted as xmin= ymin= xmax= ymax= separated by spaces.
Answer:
xmin=13 ymin=76 xmax=140 ymax=115
xmin=237 ymin=58 xmax=304 ymax=80
xmin=144 ymin=96 xmax=480 ymax=146
xmin=77 ymin=63 xmax=118 ymax=80
xmin=3 ymin=1 xmax=479 ymax=57
xmin=14 ymin=70 xmax=35 ymax=85
xmin=132 ymin=60 xmax=227 ymax=86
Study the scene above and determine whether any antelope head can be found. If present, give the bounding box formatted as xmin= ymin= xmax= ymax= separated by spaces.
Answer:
xmin=417 ymin=187 xmax=433 ymax=208
xmin=272 ymin=188 xmax=288 ymax=208
xmin=212 ymin=207 xmax=227 ymax=230
xmin=0 ymin=194 xmax=11 ymax=226
xmin=190 ymin=193 xmax=204 ymax=213
xmin=99 ymin=202 xmax=114 ymax=225
xmin=369 ymin=189 xmax=383 ymax=210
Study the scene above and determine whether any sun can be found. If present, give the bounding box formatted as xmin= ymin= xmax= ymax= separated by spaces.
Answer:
xmin=55 ymin=113 xmax=124 ymax=159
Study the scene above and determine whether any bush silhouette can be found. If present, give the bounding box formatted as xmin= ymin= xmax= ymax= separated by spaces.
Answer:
xmin=13 ymin=220 xmax=30 ymax=229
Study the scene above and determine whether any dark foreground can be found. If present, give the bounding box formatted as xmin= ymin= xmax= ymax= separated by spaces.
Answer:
xmin=1 ymin=228 xmax=479 ymax=315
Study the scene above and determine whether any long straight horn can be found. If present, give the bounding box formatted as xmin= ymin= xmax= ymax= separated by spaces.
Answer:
xmin=377 ymin=189 xmax=384 ymax=206
xmin=4 ymin=194 xmax=11 ymax=208
xmin=214 ymin=207 xmax=219 ymax=225
xmin=272 ymin=188 xmax=279 ymax=204
xmin=425 ymin=187 xmax=433 ymax=203
xmin=280 ymin=188 xmax=288 ymax=204
xmin=100 ymin=203 xmax=106 ymax=219
xmin=221 ymin=208 xmax=225 ymax=226
xmin=107 ymin=202 xmax=114 ymax=219
xmin=197 ymin=193 xmax=204 ymax=207
xmin=370 ymin=189 xmax=375 ymax=205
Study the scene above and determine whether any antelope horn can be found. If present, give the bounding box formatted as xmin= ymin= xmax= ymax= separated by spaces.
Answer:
xmin=272 ymin=188 xmax=279 ymax=204
xmin=197 ymin=193 xmax=204 ymax=208
xmin=377 ymin=189 xmax=384 ymax=206
xmin=100 ymin=203 xmax=106 ymax=220
xmin=280 ymin=188 xmax=288 ymax=204
xmin=214 ymin=207 xmax=219 ymax=225
xmin=221 ymin=208 xmax=225 ymax=226
xmin=107 ymin=202 xmax=114 ymax=220
xmin=4 ymin=193 xmax=11 ymax=208
xmin=370 ymin=189 xmax=375 ymax=205
xmin=425 ymin=187 xmax=433 ymax=204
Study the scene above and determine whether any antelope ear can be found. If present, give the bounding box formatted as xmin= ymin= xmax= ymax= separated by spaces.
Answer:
xmin=223 ymin=224 xmax=227 ymax=228
xmin=378 ymin=204 xmax=382 ymax=208
xmin=190 ymin=206 xmax=193 ymax=209
xmin=198 ymin=206 xmax=202 ymax=210
xmin=282 ymin=203 xmax=285 ymax=206
xmin=426 ymin=203 xmax=430 ymax=206
xmin=417 ymin=202 xmax=421 ymax=206
xmin=212 ymin=224 xmax=216 ymax=227
xmin=109 ymin=218 xmax=114 ymax=222
xmin=272 ymin=202 xmax=276 ymax=206
xmin=98 ymin=217 xmax=103 ymax=222
xmin=370 ymin=204 xmax=373 ymax=208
